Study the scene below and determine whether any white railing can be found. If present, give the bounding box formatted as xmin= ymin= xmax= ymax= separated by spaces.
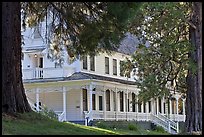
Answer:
xmin=91 ymin=111 xmax=152 ymax=121
xmin=27 ymin=96 xmax=44 ymax=112
xmin=84 ymin=111 xmax=92 ymax=126
xmin=55 ymin=111 xmax=65 ymax=122
xmin=158 ymin=113 xmax=179 ymax=133
xmin=27 ymin=97 xmax=65 ymax=122
xmin=151 ymin=113 xmax=178 ymax=134
xmin=22 ymin=67 xmax=75 ymax=79
xmin=169 ymin=114 xmax=185 ymax=122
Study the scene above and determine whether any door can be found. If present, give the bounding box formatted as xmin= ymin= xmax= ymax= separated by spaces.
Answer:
xmin=38 ymin=57 xmax=43 ymax=78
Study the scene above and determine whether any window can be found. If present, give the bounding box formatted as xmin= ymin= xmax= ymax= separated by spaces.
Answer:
xmin=90 ymin=56 xmax=95 ymax=71
xmin=148 ymin=101 xmax=151 ymax=113
xmin=82 ymin=56 xmax=87 ymax=70
xmin=113 ymin=59 xmax=117 ymax=75
xmin=82 ymin=89 xmax=88 ymax=111
xmin=21 ymin=52 xmax=24 ymax=60
xmin=105 ymin=57 xmax=109 ymax=74
xmin=120 ymin=61 xmax=124 ymax=76
xmin=106 ymin=90 xmax=110 ymax=111
xmin=132 ymin=93 xmax=136 ymax=112
xmin=120 ymin=92 xmax=124 ymax=112
xmin=143 ymin=102 xmax=146 ymax=113
xmin=138 ymin=102 xmax=142 ymax=112
xmin=92 ymin=94 xmax=96 ymax=110
xmin=99 ymin=96 xmax=103 ymax=111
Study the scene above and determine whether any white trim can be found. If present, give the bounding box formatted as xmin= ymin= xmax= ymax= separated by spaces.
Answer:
xmin=63 ymin=86 xmax=67 ymax=121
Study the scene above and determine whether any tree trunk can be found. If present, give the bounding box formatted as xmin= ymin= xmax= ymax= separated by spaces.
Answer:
xmin=2 ymin=2 xmax=32 ymax=115
xmin=186 ymin=2 xmax=202 ymax=134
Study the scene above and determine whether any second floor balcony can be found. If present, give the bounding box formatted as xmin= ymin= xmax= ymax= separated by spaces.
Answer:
xmin=22 ymin=66 xmax=75 ymax=80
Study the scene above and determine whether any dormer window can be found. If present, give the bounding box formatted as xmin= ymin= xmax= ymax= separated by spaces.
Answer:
xmin=90 ymin=56 xmax=95 ymax=71
xmin=113 ymin=59 xmax=117 ymax=76
xmin=82 ymin=56 xmax=87 ymax=70
xmin=105 ymin=57 xmax=109 ymax=74
xmin=120 ymin=60 xmax=124 ymax=77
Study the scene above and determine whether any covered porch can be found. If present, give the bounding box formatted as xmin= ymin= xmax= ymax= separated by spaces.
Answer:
xmin=24 ymin=72 xmax=186 ymax=126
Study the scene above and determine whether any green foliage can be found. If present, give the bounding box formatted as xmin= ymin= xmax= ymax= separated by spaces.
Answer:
xmin=124 ymin=2 xmax=192 ymax=101
xmin=21 ymin=2 xmax=142 ymax=62
xmin=128 ymin=123 xmax=139 ymax=131
xmin=2 ymin=112 xmax=118 ymax=135
xmin=95 ymin=121 xmax=108 ymax=129
xmin=153 ymin=125 xmax=166 ymax=133
xmin=39 ymin=107 xmax=58 ymax=120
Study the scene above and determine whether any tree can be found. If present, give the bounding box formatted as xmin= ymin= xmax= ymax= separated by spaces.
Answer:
xmin=2 ymin=2 xmax=141 ymax=115
xmin=123 ymin=2 xmax=202 ymax=134
xmin=186 ymin=2 xmax=202 ymax=133
xmin=2 ymin=2 xmax=32 ymax=114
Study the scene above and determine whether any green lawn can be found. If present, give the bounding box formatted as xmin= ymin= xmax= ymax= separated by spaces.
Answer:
xmin=2 ymin=112 xmax=169 ymax=135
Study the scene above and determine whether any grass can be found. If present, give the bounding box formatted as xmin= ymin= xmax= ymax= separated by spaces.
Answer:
xmin=93 ymin=121 xmax=170 ymax=135
xmin=2 ymin=112 xmax=169 ymax=135
xmin=2 ymin=112 xmax=118 ymax=135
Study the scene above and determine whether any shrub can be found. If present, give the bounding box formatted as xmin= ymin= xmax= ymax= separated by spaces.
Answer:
xmin=40 ymin=107 xmax=58 ymax=120
xmin=154 ymin=125 xmax=166 ymax=133
xmin=95 ymin=121 xmax=108 ymax=129
xmin=128 ymin=123 xmax=138 ymax=131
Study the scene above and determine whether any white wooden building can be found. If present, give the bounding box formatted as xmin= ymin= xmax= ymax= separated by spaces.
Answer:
xmin=22 ymin=19 xmax=186 ymax=134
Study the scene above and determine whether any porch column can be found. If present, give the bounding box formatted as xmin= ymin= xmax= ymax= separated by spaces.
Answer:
xmin=161 ymin=97 xmax=164 ymax=114
xmin=110 ymin=90 xmax=113 ymax=111
xmin=156 ymin=97 xmax=159 ymax=114
xmin=63 ymin=86 xmax=67 ymax=121
xmin=182 ymin=99 xmax=186 ymax=121
xmin=36 ymin=88 xmax=40 ymax=112
xmin=136 ymin=95 xmax=138 ymax=113
xmin=123 ymin=91 xmax=126 ymax=112
xmin=141 ymin=101 xmax=144 ymax=113
xmin=126 ymin=91 xmax=129 ymax=121
xmin=175 ymin=96 xmax=179 ymax=121
xmin=169 ymin=99 xmax=172 ymax=117
xmin=103 ymin=87 xmax=106 ymax=120
xmin=89 ymin=83 xmax=93 ymax=120
xmin=146 ymin=101 xmax=149 ymax=113
xmin=115 ymin=88 xmax=118 ymax=121
xmin=127 ymin=91 xmax=129 ymax=112
xmin=176 ymin=97 xmax=179 ymax=115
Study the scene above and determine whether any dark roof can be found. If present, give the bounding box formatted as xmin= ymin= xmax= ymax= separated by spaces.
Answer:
xmin=23 ymin=72 xmax=136 ymax=85
xmin=117 ymin=32 xmax=140 ymax=55
xmin=65 ymin=72 xmax=136 ymax=85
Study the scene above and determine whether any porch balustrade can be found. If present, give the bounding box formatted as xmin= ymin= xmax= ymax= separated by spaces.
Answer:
xmin=22 ymin=67 xmax=75 ymax=79
xmin=90 ymin=110 xmax=185 ymax=122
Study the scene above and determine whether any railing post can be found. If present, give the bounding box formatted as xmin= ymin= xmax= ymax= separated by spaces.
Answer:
xmin=168 ymin=121 xmax=171 ymax=133
xmin=176 ymin=122 xmax=179 ymax=133
xmin=36 ymin=88 xmax=40 ymax=112
xmin=63 ymin=87 xmax=67 ymax=122
xmin=115 ymin=88 xmax=118 ymax=121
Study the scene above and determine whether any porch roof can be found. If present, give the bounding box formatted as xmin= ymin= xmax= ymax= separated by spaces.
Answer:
xmin=65 ymin=72 xmax=136 ymax=85
xmin=23 ymin=72 xmax=136 ymax=85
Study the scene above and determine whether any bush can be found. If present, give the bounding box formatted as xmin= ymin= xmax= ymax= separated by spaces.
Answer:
xmin=40 ymin=107 xmax=58 ymax=120
xmin=154 ymin=125 xmax=166 ymax=133
xmin=95 ymin=121 xmax=108 ymax=129
xmin=128 ymin=123 xmax=139 ymax=131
